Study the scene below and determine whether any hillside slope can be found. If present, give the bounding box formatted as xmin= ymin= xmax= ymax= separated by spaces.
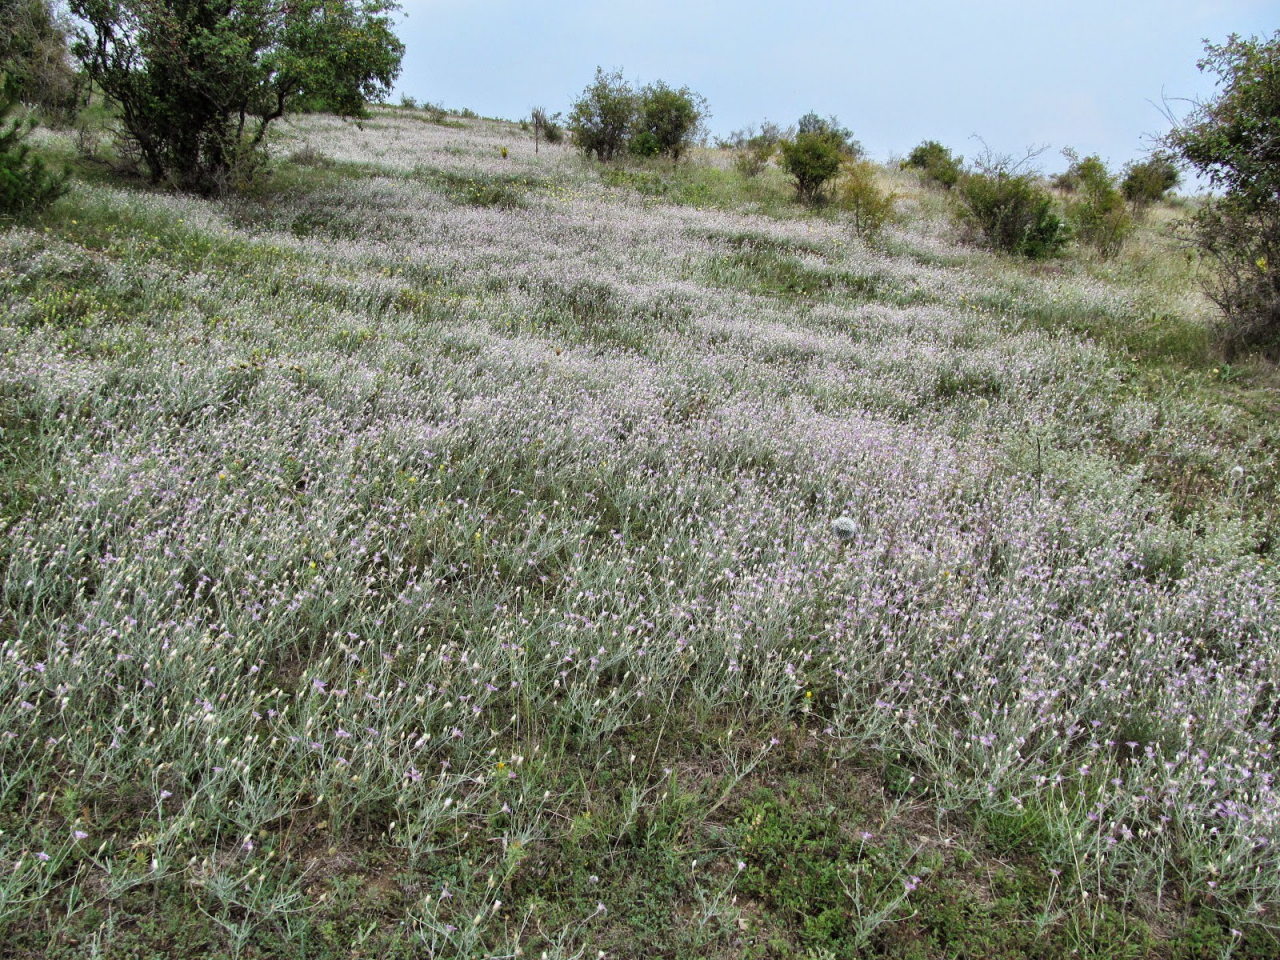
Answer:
xmin=1 ymin=109 xmax=1278 ymax=958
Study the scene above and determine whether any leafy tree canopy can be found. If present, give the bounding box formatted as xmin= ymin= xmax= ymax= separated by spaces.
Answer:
xmin=568 ymin=67 xmax=637 ymax=163
xmin=632 ymin=81 xmax=707 ymax=162
xmin=1121 ymin=154 xmax=1180 ymax=207
xmin=1164 ymin=32 xmax=1280 ymax=356
xmin=71 ymin=0 xmax=404 ymax=193
xmin=1165 ymin=32 xmax=1279 ymax=209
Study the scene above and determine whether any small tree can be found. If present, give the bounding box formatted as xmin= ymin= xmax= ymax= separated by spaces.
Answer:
xmin=1061 ymin=151 xmax=1132 ymax=258
xmin=956 ymin=151 xmax=1065 ymax=259
xmin=779 ymin=131 xmax=843 ymax=204
xmin=1121 ymin=154 xmax=1180 ymax=209
xmin=795 ymin=111 xmax=861 ymax=156
xmin=1164 ymin=32 xmax=1280 ymax=357
xmin=632 ymin=81 xmax=707 ymax=162
xmin=903 ymin=139 xmax=962 ymax=189
xmin=837 ymin=160 xmax=896 ymax=235
xmin=778 ymin=113 xmax=856 ymax=205
xmin=0 ymin=75 xmax=68 ymax=221
xmin=71 ymin=0 xmax=405 ymax=194
xmin=568 ymin=67 xmax=636 ymax=163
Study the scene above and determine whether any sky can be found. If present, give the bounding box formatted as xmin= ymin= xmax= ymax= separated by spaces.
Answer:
xmin=392 ymin=1 xmax=1276 ymax=175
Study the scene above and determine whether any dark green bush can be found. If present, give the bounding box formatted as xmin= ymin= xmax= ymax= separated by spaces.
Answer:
xmin=903 ymin=139 xmax=962 ymax=189
xmin=796 ymin=111 xmax=861 ymax=156
xmin=568 ymin=67 xmax=636 ymax=163
xmin=956 ymin=156 xmax=1065 ymax=258
xmin=569 ymin=72 xmax=705 ymax=164
xmin=0 ymin=75 xmax=68 ymax=221
xmin=1062 ymin=152 xmax=1132 ymax=258
xmin=1165 ymin=32 xmax=1279 ymax=358
xmin=628 ymin=129 xmax=661 ymax=158
xmin=779 ymin=114 xmax=855 ymax=204
xmin=632 ymin=81 xmax=707 ymax=162
xmin=779 ymin=132 xmax=842 ymax=204
xmin=1121 ymin=154 xmax=1180 ymax=208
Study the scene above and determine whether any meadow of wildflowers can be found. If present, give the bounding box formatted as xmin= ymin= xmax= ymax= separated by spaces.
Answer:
xmin=1 ymin=108 xmax=1278 ymax=957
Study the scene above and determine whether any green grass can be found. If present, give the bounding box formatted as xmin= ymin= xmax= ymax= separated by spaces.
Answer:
xmin=700 ymin=241 xmax=930 ymax=309
xmin=599 ymin=153 xmax=808 ymax=215
xmin=413 ymin=166 xmax=550 ymax=209
xmin=10 ymin=728 xmax=1269 ymax=959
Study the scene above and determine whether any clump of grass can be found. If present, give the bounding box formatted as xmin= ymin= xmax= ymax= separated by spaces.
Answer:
xmin=286 ymin=142 xmax=334 ymax=168
xmin=415 ymin=166 xmax=544 ymax=208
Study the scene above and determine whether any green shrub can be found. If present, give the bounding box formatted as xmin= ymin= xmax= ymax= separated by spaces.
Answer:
xmin=70 ymin=0 xmax=404 ymax=194
xmin=628 ymin=128 xmax=661 ymax=158
xmin=1062 ymin=151 xmax=1132 ymax=258
xmin=569 ymin=72 xmax=706 ymax=164
xmin=632 ymin=81 xmax=707 ymax=162
xmin=419 ymin=101 xmax=448 ymax=124
xmin=723 ymin=122 xmax=780 ymax=178
xmin=0 ymin=75 xmax=68 ymax=221
xmin=796 ymin=111 xmax=861 ymax=156
xmin=837 ymin=160 xmax=897 ymax=235
xmin=1121 ymin=154 xmax=1180 ymax=209
xmin=1164 ymin=32 xmax=1280 ymax=358
xmin=779 ymin=114 xmax=854 ymax=204
xmin=956 ymin=155 xmax=1065 ymax=258
xmin=719 ymin=122 xmax=781 ymax=151
xmin=903 ymin=139 xmax=962 ymax=189
xmin=568 ymin=67 xmax=636 ymax=163
xmin=530 ymin=106 xmax=563 ymax=153
xmin=779 ymin=132 xmax=842 ymax=204
xmin=543 ymin=118 xmax=564 ymax=145
xmin=732 ymin=141 xmax=772 ymax=178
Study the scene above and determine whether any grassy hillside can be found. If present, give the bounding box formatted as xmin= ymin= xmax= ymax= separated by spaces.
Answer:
xmin=2 ymin=108 xmax=1278 ymax=959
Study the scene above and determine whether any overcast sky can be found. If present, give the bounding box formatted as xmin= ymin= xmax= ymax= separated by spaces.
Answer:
xmin=392 ymin=1 xmax=1276 ymax=173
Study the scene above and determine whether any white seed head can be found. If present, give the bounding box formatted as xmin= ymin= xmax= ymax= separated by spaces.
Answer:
xmin=832 ymin=516 xmax=858 ymax=543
